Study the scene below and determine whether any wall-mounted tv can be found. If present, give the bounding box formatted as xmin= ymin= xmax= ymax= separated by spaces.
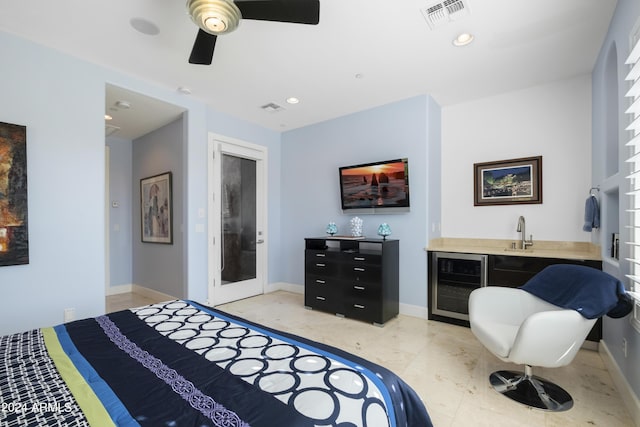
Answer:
xmin=339 ymin=158 xmax=410 ymax=211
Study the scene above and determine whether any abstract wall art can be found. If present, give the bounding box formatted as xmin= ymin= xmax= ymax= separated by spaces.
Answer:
xmin=140 ymin=171 xmax=173 ymax=244
xmin=0 ymin=121 xmax=29 ymax=266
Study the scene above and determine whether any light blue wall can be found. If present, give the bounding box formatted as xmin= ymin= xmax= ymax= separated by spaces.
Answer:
xmin=0 ymin=30 xmax=281 ymax=334
xmin=106 ymin=136 xmax=133 ymax=288
xmin=133 ymin=117 xmax=186 ymax=298
xmin=592 ymin=0 xmax=640 ymax=399
xmin=0 ymin=32 xmax=106 ymax=334
xmin=280 ymin=95 xmax=441 ymax=307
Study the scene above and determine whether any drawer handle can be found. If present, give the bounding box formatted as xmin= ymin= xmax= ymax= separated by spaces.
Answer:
xmin=316 ymin=263 xmax=326 ymax=267
xmin=316 ymin=296 xmax=326 ymax=301
xmin=354 ymin=285 xmax=365 ymax=290
xmin=354 ymin=304 xmax=365 ymax=309
xmin=354 ymin=257 xmax=366 ymax=261
xmin=353 ymin=267 xmax=365 ymax=272
xmin=316 ymin=279 xmax=326 ymax=284
xmin=315 ymin=253 xmax=325 ymax=257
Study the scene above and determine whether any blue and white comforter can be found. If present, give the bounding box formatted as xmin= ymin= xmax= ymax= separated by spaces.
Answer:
xmin=0 ymin=300 xmax=432 ymax=427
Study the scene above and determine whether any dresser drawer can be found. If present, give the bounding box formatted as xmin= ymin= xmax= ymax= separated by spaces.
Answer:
xmin=306 ymin=250 xmax=340 ymax=261
xmin=305 ymin=259 xmax=339 ymax=276
xmin=305 ymin=274 xmax=341 ymax=288
xmin=343 ymin=298 xmax=381 ymax=323
xmin=305 ymin=280 xmax=342 ymax=314
xmin=344 ymin=264 xmax=381 ymax=283
xmin=347 ymin=253 xmax=382 ymax=265
xmin=344 ymin=281 xmax=380 ymax=299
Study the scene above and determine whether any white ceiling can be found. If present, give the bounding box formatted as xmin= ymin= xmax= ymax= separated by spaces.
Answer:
xmin=105 ymin=84 xmax=186 ymax=140
xmin=0 ymin=0 xmax=618 ymax=138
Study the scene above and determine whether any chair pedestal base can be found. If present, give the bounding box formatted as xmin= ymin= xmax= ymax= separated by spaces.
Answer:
xmin=489 ymin=368 xmax=573 ymax=412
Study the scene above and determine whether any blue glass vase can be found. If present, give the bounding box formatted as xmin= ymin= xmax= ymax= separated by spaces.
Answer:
xmin=326 ymin=222 xmax=338 ymax=236
xmin=377 ymin=223 xmax=391 ymax=240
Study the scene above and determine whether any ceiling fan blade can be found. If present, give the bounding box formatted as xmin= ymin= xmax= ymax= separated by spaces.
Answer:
xmin=235 ymin=0 xmax=320 ymax=25
xmin=189 ymin=29 xmax=218 ymax=65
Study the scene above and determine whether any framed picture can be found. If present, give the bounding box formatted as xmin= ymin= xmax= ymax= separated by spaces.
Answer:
xmin=140 ymin=172 xmax=173 ymax=244
xmin=0 ymin=121 xmax=29 ymax=266
xmin=474 ymin=156 xmax=542 ymax=206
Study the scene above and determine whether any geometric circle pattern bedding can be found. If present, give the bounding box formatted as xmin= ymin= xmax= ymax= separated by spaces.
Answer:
xmin=133 ymin=300 xmax=391 ymax=427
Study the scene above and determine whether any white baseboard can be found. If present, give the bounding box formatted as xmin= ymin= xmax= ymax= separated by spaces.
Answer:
xmin=599 ymin=340 xmax=640 ymax=426
xmin=265 ymin=282 xmax=304 ymax=294
xmin=106 ymin=284 xmax=133 ymax=296
xmin=132 ymin=284 xmax=177 ymax=302
xmin=400 ymin=302 xmax=429 ymax=319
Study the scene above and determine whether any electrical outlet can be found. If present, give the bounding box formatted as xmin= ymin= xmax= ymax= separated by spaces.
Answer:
xmin=64 ymin=308 xmax=75 ymax=323
xmin=623 ymin=338 xmax=628 ymax=358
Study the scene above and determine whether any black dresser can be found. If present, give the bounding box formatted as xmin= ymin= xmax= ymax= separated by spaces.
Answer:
xmin=304 ymin=237 xmax=399 ymax=325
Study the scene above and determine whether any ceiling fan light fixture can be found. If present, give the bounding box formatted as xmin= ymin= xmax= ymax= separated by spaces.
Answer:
xmin=187 ymin=0 xmax=241 ymax=35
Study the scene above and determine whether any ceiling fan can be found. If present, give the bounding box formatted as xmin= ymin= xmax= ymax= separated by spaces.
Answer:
xmin=186 ymin=0 xmax=320 ymax=65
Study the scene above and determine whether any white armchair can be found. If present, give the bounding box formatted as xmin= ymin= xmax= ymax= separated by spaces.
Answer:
xmin=468 ymin=264 xmax=631 ymax=412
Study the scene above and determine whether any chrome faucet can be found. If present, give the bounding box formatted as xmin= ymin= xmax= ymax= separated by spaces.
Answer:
xmin=516 ymin=216 xmax=534 ymax=250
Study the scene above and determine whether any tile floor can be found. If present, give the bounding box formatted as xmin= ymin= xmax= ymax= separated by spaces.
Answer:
xmin=106 ymin=291 xmax=634 ymax=426
xmin=106 ymin=291 xmax=165 ymax=314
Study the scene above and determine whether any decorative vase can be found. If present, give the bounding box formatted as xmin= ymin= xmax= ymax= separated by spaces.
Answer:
xmin=326 ymin=222 xmax=337 ymax=236
xmin=377 ymin=223 xmax=392 ymax=240
xmin=350 ymin=217 xmax=363 ymax=237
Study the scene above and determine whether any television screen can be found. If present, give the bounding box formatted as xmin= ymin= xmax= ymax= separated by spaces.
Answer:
xmin=339 ymin=158 xmax=410 ymax=210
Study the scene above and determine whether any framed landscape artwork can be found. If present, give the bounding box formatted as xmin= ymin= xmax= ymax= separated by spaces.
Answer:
xmin=474 ymin=156 xmax=542 ymax=206
xmin=0 ymin=121 xmax=29 ymax=266
xmin=140 ymin=172 xmax=173 ymax=244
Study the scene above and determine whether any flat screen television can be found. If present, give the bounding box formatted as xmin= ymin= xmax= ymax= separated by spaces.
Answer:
xmin=339 ymin=158 xmax=410 ymax=211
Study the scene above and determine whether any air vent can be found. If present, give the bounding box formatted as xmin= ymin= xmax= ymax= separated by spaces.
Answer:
xmin=260 ymin=102 xmax=285 ymax=113
xmin=105 ymin=124 xmax=120 ymax=137
xmin=421 ymin=0 xmax=470 ymax=30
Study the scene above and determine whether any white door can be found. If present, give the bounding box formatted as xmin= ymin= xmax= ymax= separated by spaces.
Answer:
xmin=208 ymin=134 xmax=267 ymax=305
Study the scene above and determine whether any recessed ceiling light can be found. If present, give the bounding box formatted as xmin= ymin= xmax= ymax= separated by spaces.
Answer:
xmin=115 ymin=100 xmax=131 ymax=109
xmin=453 ymin=32 xmax=474 ymax=47
xmin=286 ymin=97 xmax=300 ymax=104
xmin=105 ymin=114 xmax=113 ymax=121
xmin=177 ymin=86 xmax=192 ymax=95
xmin=130 ymin=18 xmax=160 ymax=36
xmin=355 ymin=73 xmax=364 ymax=79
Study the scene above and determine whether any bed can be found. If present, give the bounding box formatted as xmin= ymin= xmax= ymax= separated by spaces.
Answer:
xmin=0 ymin=300 xmax=433 ymax=426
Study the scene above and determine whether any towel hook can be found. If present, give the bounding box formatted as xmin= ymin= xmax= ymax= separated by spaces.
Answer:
xmin=589 ymin=187 xmax=600 ymax=196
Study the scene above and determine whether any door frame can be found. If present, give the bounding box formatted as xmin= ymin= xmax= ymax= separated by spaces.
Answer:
xmin=105 ymin=145 xmax=110 ymax=296
xmin=207 ymin=133 xmax=268 ymax=305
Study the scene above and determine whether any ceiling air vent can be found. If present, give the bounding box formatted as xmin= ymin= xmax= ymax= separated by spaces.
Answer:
xmin=421 ymin=0 xmax=470 ymax=30
xmin=260 ymin=102 xmax=285 ymax=113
